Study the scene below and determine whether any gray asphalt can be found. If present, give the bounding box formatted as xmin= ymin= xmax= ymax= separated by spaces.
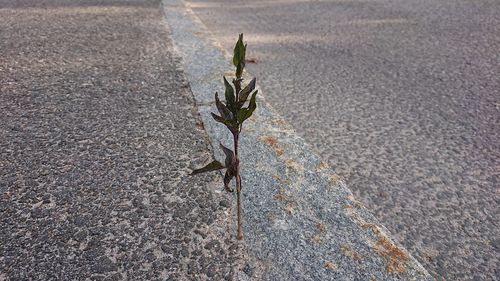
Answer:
xmin=185 ymin=0 xmax=500 ymax=279
xmin=0 ymin=1 xmax=242 ymax=280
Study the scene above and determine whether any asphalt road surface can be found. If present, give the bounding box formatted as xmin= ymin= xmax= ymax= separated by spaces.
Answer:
xmin=0 ymin=1 xmax=240 ymax=279
xmin=185 ymin=0 xmax=500 ymax=279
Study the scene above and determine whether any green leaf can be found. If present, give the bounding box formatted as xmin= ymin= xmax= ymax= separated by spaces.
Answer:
xmin=191 ymin=160 xmax=225 ymax=175
xmin=233 ymin=34 xmax=246 ymax=79
xmin=219 ymin=143 xmax=235 ymax=168
xmin=215 ymin=92 xmax=233 ymax=121
xmin=233 ymin=33 xmax=245 ymax=67
xmin=211 ymin=113 xmax=238 ymax=133
xmin=239 ymin=77 xmax=256 ymax=103
xmin=211 ymin=112 xmax=233 ymax=126
xmin=223 ymin=76 xmax=236 ymax=112
xmin=236 ymin=90 xmax=258 ymax=123
xmin=224 ymin=168 xmax=235 ymax=192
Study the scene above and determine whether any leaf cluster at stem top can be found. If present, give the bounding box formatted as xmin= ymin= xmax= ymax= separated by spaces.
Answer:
xmin=211 ymin=33 xmax=258 ymax=135
xmin=191 ymin=34 xmax=258 ymax=193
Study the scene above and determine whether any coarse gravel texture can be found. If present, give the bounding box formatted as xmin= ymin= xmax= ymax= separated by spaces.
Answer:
xmin=184 ymin=0 xmax=500 ymax=280
xmin=0 ymin=1 xmax=243 ymax=280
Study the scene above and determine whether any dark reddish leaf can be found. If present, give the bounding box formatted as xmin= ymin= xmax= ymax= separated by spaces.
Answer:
xmin=239 ymin=77 xmax=256 ymax=103
xmin=191 ymin=160 xmax=225 ymax=175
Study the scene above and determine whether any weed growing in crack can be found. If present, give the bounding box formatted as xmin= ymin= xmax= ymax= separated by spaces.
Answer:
xmin=192 ymin=34 xmax=257 ymax=240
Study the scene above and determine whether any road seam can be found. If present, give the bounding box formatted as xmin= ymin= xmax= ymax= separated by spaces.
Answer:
xmin=161 ymin=0 xmax=432 ymax=279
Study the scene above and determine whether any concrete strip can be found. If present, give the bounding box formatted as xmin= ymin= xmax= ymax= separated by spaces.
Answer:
xmin=162 ymin=0 xmax=433 ymax=280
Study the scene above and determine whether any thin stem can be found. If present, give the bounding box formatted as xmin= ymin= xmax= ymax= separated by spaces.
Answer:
xmin=234 ymin=132 xmax=243 ymax=240
xmin=233 ymin=70 xmax=243 ymax=240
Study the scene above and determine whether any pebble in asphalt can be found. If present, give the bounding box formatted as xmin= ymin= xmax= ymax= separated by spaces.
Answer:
xmin=0 ymin=0 xmax=240 ymax=279
xmin=185 ymin=0 xmax=500 ymax=279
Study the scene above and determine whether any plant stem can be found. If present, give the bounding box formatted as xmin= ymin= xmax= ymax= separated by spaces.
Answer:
xmin=233 ymin=132 xmax=243 ymax=240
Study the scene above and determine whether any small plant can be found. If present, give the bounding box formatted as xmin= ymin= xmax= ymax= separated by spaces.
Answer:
xmin=191 ymin=34 xmax=257 ymax=240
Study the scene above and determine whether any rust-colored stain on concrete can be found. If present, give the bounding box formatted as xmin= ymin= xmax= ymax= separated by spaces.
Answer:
xmin=261 ymin=135 xmax=278 ymax=146
xmin=285 ymin=159 xmax=302 ymax=173
xmin=329 ymin=174 xmax=343 ymax=185
xmin=284 ymin=202 xmax=295 ymax=214
xmin=195 ymin=120 xmax=205 ymax=130
xmin=274 ymin=187 xmax=296 ymax=215
xmin=341 ymin=244 xmax=363 ymax=263
xmin=347 ymin=194 xmax=366 ymax=209
xmin=274 ymin=187 xmax=289 ymax=202
xmin=260 ymin=135 xmax=284 ymax=156
xmin=361 ymin=223 xmax=383 ymax=236
xmin=311 ymin=223 xmax=327 ymax=243
xmin=271 ymin=118 xmax=287 ymax=127
xmin=316 ymin=223 xmax=326 ymax=233
xmin=324 ymin=261 xmax=338 ymax=271
xmin=362 ymin=221 xmax=409 ymax=273
xmin=344 ymin=204 xmax=409 ymax=273
xmin=374 ymin=237 xmax=409 ymax=273
xmin=316 ymin=161 xmax=329 ymax=172
xmin=273 ymin=175 xmax=291 ymax=185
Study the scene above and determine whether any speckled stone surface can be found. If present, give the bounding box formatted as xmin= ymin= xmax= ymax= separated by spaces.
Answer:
xmin=162 ymin=0 xmax=432 ymax=279
xmin=175 ymin=0 xmax=500 ymax=280
xmin=0 ymin=1 xmax=243 ymax=280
